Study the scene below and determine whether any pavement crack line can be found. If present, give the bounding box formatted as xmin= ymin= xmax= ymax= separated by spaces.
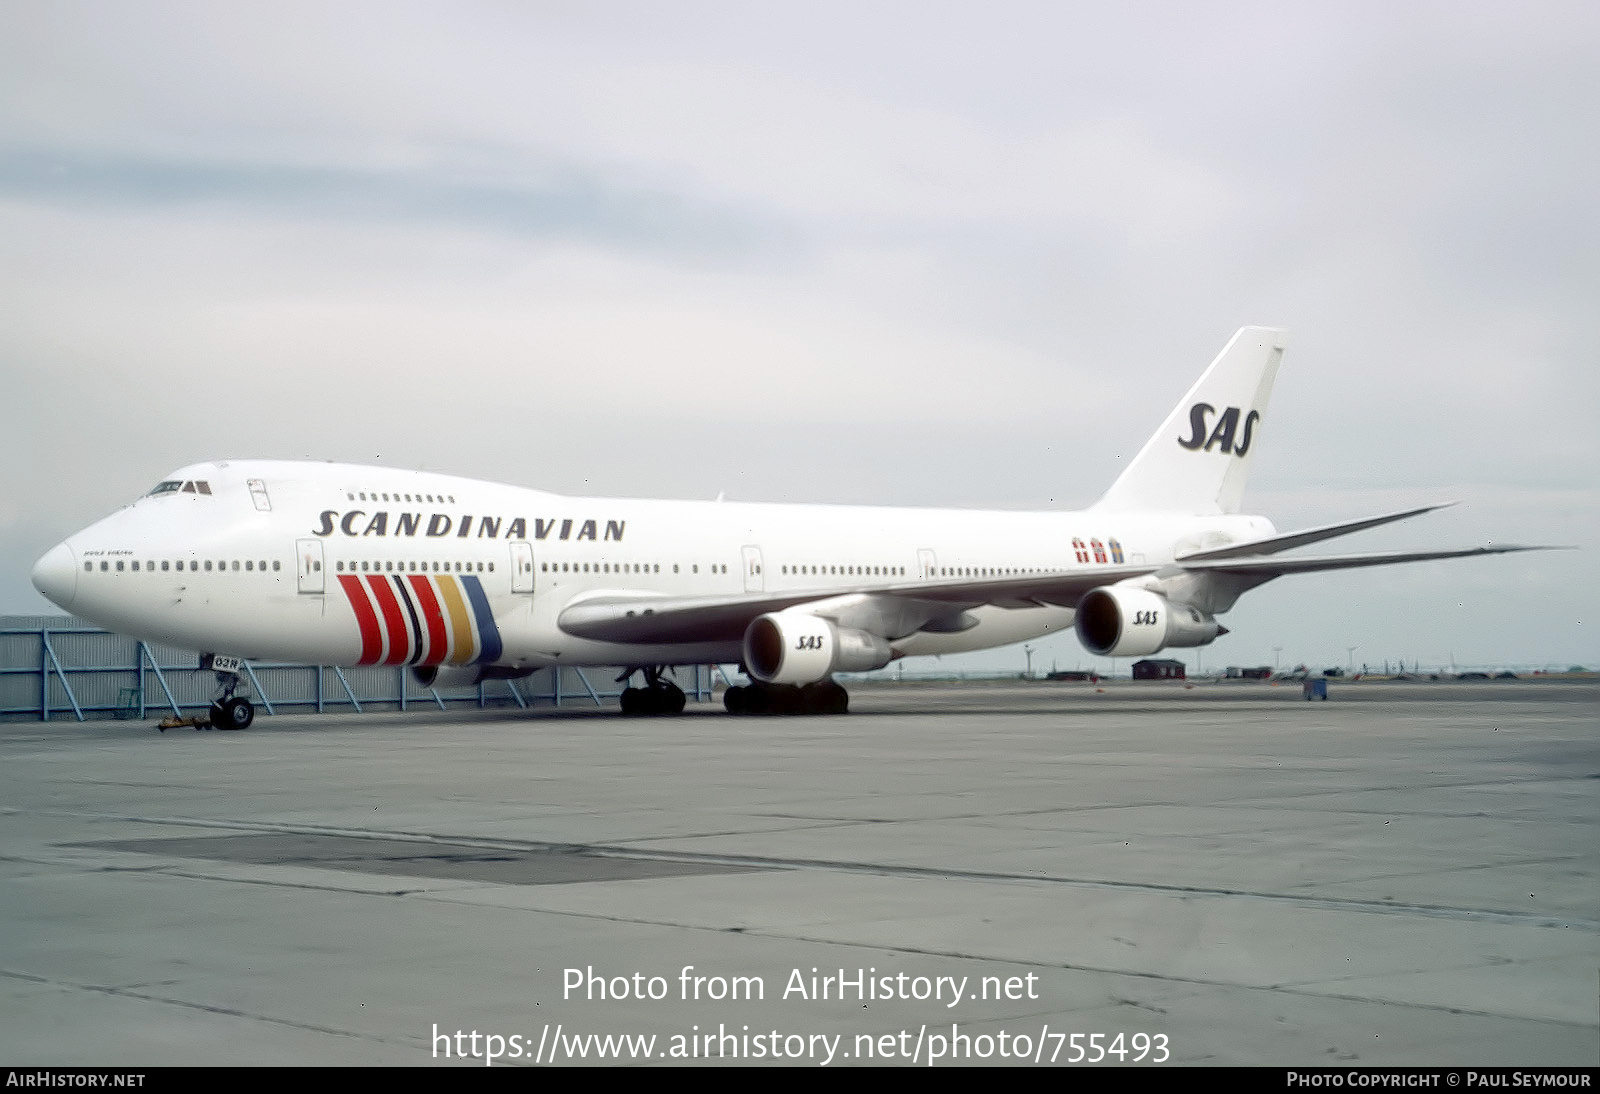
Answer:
xmin=0 ymin=968 xmax=415 ymax=1048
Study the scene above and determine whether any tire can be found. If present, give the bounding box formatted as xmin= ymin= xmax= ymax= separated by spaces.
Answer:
xmin=217 ymin=697 xmax=254 ymax=730
xmin=770 ymin=685 xmax=802 ymax=715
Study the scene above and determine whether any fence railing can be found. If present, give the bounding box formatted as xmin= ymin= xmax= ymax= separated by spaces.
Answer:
xmin=1 ymin=620 xmax=717 ymax=721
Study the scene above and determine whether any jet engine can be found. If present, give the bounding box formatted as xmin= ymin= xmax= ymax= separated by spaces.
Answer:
xmin=411 ymin=664 xmax=530 ymax=690
xmin=742 ymin=610 xmax=893 ymax=685
xmin=1074 ymin=586 xmax=1222 ymax=658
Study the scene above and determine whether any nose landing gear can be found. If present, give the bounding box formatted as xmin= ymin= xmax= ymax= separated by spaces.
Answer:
xmin=157 ymin=677 xmax=255 ymax=731
xmin=198 ymin=654 xmax=255 ymax=730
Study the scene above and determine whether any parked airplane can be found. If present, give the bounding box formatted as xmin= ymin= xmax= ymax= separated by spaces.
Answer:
xmin=31 ymin=327 xmax=1546 ymax=727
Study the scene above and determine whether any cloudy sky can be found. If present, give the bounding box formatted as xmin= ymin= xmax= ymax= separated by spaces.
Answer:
xmin=2 ymin=1 xmax=1594 ymax=673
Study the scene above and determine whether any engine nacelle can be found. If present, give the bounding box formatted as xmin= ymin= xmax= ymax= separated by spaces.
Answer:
xmin=412 ymin=664 xmax=529 ymax=690
xmin=1074 ymin=586 xmax=1222 ymax=658
xmin=743 ymin=611 xmax=893 ymax=685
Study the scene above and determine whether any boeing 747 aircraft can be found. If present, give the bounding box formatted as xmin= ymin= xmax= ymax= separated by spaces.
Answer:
xmin=30 ymin=328 xmax=1545 ymax=726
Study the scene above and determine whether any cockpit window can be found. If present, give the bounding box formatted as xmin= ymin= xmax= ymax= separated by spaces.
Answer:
xmin=148 ymin=479 xmax=212 ymax=497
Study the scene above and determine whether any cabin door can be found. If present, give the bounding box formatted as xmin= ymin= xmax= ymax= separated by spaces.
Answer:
xmin=295 ymin=539 xmax=325 ymax=594
xmin=741 ymin=545 xmax=764 ymax=593
xmin=509 ymin=541 xmax=535 ymax=594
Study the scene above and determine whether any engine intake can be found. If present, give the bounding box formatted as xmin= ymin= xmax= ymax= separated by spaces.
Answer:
xmin=1075 ymin=586 xmax=1222 ymax=658
xmin=743 ymin=611 xmax=893 ymax=685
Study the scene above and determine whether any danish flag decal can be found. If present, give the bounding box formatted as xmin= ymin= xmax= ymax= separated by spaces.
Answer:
xmin=337 ymin=573 xmax=503 ymax=666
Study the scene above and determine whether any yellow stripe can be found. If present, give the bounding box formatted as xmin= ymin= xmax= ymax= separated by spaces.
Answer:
xmin=435 ymin=577 xmax=476 ymax=665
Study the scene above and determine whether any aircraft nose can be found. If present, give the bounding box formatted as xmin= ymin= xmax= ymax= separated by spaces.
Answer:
xmin=31 ymin=542 xmax=77 ymax=611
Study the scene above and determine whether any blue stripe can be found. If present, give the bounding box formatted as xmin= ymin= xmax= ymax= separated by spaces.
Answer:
xmin=460 ymin=575 xmax=503 ymax=664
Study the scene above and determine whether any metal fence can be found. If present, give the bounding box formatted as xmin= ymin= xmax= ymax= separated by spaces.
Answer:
xmin=0 ymin=615 xmax=716 ymax=722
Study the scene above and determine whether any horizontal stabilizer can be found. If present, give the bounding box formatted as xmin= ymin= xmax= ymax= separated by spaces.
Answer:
xmin=1179 ymin=543 xmax=1561 ymax=579
xmin=1176 ymin=503 xmax=1456 ymax=561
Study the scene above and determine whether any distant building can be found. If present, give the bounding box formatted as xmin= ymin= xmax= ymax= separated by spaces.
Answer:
xmin=1132 ymin=659 xmax=1186 ymax=680
xmin=1225 ymin=666 xmax=1273 ymax=679
xmin=1045 ymin=670 xmax=1098 ymax=682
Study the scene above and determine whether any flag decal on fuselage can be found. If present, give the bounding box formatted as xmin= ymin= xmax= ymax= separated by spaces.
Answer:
xmin=336 ymin=573 xmax=503 ymax=666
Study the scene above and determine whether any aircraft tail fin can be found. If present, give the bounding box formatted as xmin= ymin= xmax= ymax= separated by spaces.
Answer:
xmin=1093 ymin=326 xmax=1287 ymax=514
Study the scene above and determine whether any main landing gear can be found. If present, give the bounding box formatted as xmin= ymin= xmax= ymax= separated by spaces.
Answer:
xmin=723 ymin=679 xmax=848 ymax=716
xmin=618 ymin=667 xmax=687 ymax=716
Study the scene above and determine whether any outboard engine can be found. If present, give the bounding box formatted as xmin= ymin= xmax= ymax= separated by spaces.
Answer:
xmin=1075 ymin=586 xmax=1222 ymax=657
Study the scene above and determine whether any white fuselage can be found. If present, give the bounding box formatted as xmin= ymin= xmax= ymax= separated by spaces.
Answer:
xmin=35 ymin=459 xmax=1274 ymax=670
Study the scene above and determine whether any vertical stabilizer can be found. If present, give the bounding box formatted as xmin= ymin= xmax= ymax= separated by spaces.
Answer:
xmin=1092 ymin=327 xmax=1287 ymax=514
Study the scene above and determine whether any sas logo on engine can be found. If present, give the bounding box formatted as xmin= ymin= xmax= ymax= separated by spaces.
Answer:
xmin=1177 ymin=403 xmax=1260 ymax=457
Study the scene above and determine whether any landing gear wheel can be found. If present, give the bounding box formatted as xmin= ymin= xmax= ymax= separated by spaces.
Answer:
xmin=801 ymin=681 xmax=849 ymax=715
xmin=729 ymin=680 xmax=849 ymax=716
xmin=622 ymin=680 xmax=687 ymax=716
xmin=769 ymin=684 xmax=802 ymax=714
xmin=214 ymin=697 xmax=254 ymax=730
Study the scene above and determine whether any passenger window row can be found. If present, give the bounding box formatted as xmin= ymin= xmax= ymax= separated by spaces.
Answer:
xmin=335 ymin=560 xmax=493 ymax=573
xmin=346 ymin=490 xmax=457 ymax=504
xmin=87 ymin=559 xmax=280 ymax=573
xmin=782 ymin=565 xmax=907 ymax=577
xmin=537 ymin=562 xmax=732 ymax=575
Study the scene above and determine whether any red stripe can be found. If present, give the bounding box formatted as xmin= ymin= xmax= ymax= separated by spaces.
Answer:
xmin=407 ymin=575 xmax=448 ymax=665
xmin=338 ymin=575 xmax=383 ymax=665
xmin=365 ymin=574 xmax=411 ymax=665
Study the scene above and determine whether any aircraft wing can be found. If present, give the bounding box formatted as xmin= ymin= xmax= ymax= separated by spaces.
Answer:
xmin=557 ymin=540 xmax=1562 ymax=647
xmin=1175 ymin=543 xmax=1558 ymax=578
xmin=556 ymin=562 xmax=1163 ymax=645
